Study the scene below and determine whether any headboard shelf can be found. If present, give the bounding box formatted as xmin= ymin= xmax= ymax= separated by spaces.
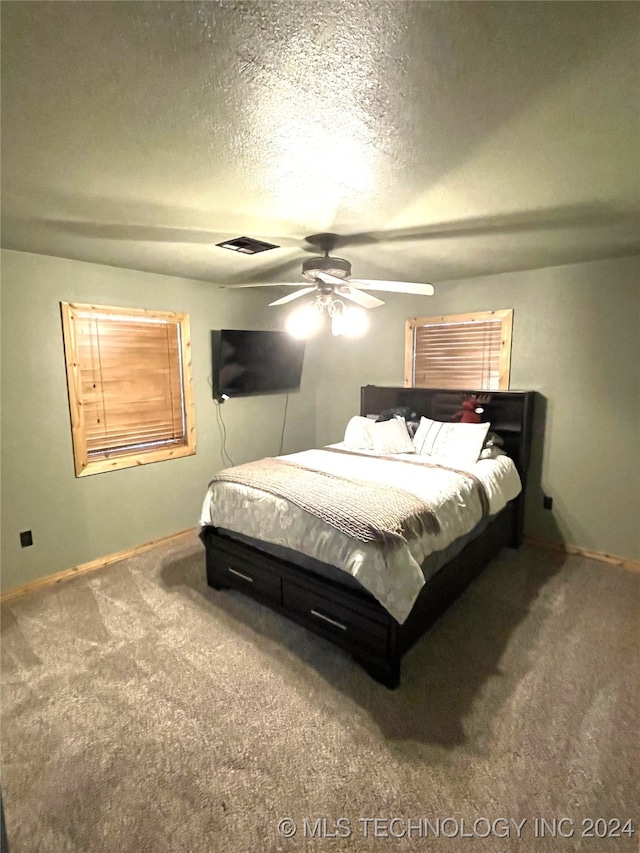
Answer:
xmin=361 ymin=386 xmax=536 ymax=550
xmin=360 ymin=385 xmax=535 ymax=476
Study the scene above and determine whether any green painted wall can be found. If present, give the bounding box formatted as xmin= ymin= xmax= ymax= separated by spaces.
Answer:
xmin=314 ymin=255 xmax=640 ymax=561
xmin=2 ymin=250 xmax=638 ymax=593
xmin=0 ymin=250 xmax=319 ymax=591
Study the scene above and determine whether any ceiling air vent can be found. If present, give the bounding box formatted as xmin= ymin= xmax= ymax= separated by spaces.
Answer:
xmin=216 ymin=236 xmax=280 ymax=254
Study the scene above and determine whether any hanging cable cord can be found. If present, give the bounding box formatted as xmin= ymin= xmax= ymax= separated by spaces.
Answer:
xmin=208 ymin=375 xmax=234 ymax=467
xmin=215 ymin=399 xmax=234 ymax=467
xmin=279 ymin=392 xmax=289 ymax=456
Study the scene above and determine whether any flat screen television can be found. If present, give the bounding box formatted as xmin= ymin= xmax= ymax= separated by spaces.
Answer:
xmin=211 ymin=329 xmax=305 ymax=398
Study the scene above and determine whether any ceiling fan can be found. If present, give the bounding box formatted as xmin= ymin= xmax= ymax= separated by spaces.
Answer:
xmin=221 ymin=232 xmax=435 ymax=312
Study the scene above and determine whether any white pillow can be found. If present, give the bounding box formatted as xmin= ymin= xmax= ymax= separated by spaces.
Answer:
xmin=413 ymin=416 xmax=490 ymax=466
xmin=343 ymin=416 xmax=374 ymax=450
xmin=412 ymin=416 xmax=435 ymax=453
xmin=369 ymin=418 xmax=415 ymax=455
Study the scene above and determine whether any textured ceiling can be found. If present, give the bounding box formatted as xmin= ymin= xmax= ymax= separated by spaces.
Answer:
xmin=2 ymin=1 xmax=639 ymax=287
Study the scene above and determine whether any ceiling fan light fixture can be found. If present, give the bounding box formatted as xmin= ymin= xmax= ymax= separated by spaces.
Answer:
xmin=302 ymin=256 xmax=351 ymax=282
xmin=285 ymin=294 xmax=371 ymax=339
xmin=285 ymin=302 xmax=323 ymax=340
xmin=331 ymin=305 xmax=369 ymax=338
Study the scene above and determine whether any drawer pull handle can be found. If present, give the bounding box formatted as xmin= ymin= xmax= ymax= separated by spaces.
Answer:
xmin=310 ymin=609 xmax=347 ymax=631
xmin=228 ymin=567 xmax=254 ymax=583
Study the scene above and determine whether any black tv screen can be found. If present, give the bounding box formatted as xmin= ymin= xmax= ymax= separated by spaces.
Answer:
xmin=211 ymin=330 xmax=305 ymax=398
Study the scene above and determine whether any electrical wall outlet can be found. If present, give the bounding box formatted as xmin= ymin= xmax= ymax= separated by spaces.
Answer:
xmin=20 ymin=530 xmax=33 ymax=547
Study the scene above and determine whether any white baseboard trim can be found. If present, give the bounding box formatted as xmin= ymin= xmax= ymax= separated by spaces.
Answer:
xmin=525 ymin=537 xmax=640 ymax=573
xmin=1 ymin=527 xmax=200 ymax=603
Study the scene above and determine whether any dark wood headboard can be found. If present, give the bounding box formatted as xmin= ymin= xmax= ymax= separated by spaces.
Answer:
xmin=360 ymin=386 xmax=535 ymax=478
xmin=361 ymin=386 xmax=536 ymax=547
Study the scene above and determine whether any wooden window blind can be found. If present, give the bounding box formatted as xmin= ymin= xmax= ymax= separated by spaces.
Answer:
xmin=405 ymin=310 xmax=513 ymax=390
xmin=61 ymin=303 xmax=196 ymax=476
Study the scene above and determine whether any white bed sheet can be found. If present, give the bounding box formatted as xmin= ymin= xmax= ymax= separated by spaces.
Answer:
xmin=199 ymin=446 xmax=522 ymax=624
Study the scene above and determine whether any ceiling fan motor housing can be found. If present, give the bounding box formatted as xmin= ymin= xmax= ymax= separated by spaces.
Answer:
xmin=302 ymin=255 xmax=352 ymax=282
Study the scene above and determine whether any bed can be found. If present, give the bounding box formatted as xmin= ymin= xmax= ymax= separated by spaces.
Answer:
xmin=199 ymin=386 xmax=535 ymax=688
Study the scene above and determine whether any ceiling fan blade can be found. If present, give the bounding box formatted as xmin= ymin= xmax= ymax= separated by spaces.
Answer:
xmin=321 ymin=205 xmax=640 ymax=251
xmin=315 ymin=271 xmax=349 ymax=286
xmin=221 ymin=282 xmax=304 ymax=289
xmin=350 ymin=279 xmax=435 ymax=296
xmin=38 ymin=219 xmax=304 ymax=247
xmin=335 ymin=286 xmax=385 ymax=309
xmin=221 ymin=253 xmax=306 ymax=286
xmin=302 ymin=231 xmax=380 ymax=254
xmin=268 ymin=287 xmax=317 ymax=306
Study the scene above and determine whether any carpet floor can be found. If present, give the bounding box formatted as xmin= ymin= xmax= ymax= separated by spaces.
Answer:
xmin=1 ymin=535 xmax=638 ymax=853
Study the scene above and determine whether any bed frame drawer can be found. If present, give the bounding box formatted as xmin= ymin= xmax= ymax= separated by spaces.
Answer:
xmin=210 ymin=549 xmax=282 ymax=604
xmin=282 ymin=580 xmax=389 ymax=656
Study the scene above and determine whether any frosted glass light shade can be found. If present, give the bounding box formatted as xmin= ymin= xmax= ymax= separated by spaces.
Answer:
xmin=285 ymin=303 xmax=323 ymax=339
xmin=332 ymin=306 xmax=369 ymax=337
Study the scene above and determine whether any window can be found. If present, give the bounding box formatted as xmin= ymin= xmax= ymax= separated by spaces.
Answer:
xmin=61 ymin=302 xmax=196 ymax=476
xmin=405 ymin=309 xmax=513 ymax=390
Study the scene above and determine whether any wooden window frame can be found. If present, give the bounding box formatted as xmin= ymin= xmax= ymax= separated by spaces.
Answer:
xmin=404 ymin=309 xmax=513 ymax=390
xmin=61 ymin=302 xmax=196 ymax=477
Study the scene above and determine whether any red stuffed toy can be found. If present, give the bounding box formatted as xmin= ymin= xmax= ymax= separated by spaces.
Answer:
xmin=452 ymin=394 xmax=490 ymax=424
